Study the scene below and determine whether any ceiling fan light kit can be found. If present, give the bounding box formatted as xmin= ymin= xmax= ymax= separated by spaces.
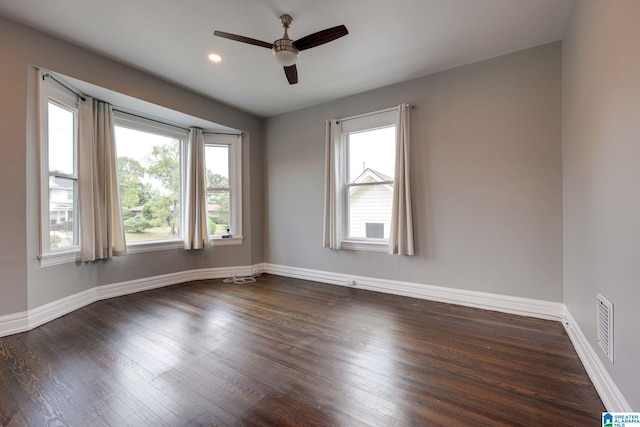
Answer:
xmin=214 ymin=14 xmax=348 ymax=85
xmin=272 ymin=41 xmax=298 ymax=66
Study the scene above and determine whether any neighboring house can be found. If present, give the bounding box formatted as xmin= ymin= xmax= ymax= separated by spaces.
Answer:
xmin=48 ymin=176 xmax=74 ymax=227
xmin=129 ymin=205 xmax=145 ymax=217
xmin=349 ymin=168 xmax=393 ymax=239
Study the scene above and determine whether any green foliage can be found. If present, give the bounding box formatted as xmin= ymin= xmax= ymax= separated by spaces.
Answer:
xmin=147 ymin=144 xmax=180 ymax=195
xmin=142 ymin=204 xmax=153 ymax=221
xmin=50 ymin=233 xmax=62 ymax=246
xmin=142 ymin=195 xmax=179 ymax=232
xmin=206 ymin=172 xmax=230 ymax=230
xmin=206 ymin=171 xmax=228 ymax=189
xmin=117 ymin=157 xmax=145 ymax=209
xmin=208 ymin=217 xmax=217 ymax=234
xmin=136 ymin=182 xmax=156 ymax=206
xmin=122 ymin=209 xmax=135 ymax=220
xmin=123 ymin=216 xmax=151 ymax=233
xmin=117 ymin=142 xmax=180 ymax=236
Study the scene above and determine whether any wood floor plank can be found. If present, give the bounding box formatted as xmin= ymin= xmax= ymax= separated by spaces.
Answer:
xmin=0 ymin=274 xmax=604 ymax=426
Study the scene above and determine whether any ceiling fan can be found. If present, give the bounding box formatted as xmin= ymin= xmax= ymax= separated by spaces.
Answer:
xmin=214 ymin=14 xmax=348 ymax=85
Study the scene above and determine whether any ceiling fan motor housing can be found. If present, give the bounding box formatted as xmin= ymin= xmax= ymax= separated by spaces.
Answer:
xmin=272 ymin=38 xmax=299 ymax=66
xmin=213 ymin=13 xmax=348 ymax=84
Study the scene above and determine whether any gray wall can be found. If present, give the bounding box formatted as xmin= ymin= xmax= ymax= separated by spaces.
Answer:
xmin=265 ymin=42 xmax=563 ymax=302
xmin=563 ymin=0 xmax=640 ymax=409
xmin=0 ymin=15 xmax=264 ymax=314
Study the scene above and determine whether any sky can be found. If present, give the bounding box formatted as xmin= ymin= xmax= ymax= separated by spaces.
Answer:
xmin=348 ymin=126 xmax=396 ymax=182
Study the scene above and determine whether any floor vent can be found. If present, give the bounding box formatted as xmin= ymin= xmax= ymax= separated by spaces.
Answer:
xmin=596 ymin=294 xmax=614 ymax=363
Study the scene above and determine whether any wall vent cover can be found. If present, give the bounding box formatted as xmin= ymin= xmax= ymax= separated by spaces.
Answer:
xmin=596 ymin=293 xmax=614 ymax=363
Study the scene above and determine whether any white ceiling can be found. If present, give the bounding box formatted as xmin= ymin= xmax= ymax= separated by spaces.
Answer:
xmin=0 ymin=0 xmax=575 ymax=118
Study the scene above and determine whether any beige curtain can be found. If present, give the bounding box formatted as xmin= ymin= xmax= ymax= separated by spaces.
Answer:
xmin=389 ymin=103 xmax=414 ymax=255
xmin=184 ymin=127 xmax=209 ymax=249
xmin=322 ymin=119 xmax=342 ymax=249
xmin=78 ymin=98 xmax=127 ymax=261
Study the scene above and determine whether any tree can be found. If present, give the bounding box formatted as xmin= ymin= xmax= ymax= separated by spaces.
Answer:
xmin=147 ymin=143 xmax=180 ymax=235
xmin=117 ymin=156 xmax=145 ymax=209
xmin=143 ymin=196 xmax=173 ymax=228
xmin=147 ymin=144 xmax=180 ymax=193
xmin=206 ymin=171 xmax=230 ymax=229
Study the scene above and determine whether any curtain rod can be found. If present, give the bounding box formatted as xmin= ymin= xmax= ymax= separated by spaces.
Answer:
xmin=114 ymin=109 xmax=190 ymax=131
xmin=336 ymin=103 xmax=415 ymax=124
xmin=43 ymin=71 xmax=243 ymax=136
xmin=113 ymin=110 xmax=242 ymax=137
xmin=43 ymin=73 xmax=87 ymax=101
xmin=203 ymin=131 xmax=244 ymax=137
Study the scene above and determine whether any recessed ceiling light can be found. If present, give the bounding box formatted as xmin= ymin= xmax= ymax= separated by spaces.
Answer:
xmin=208 ymin=53 xmax=222 ymax=63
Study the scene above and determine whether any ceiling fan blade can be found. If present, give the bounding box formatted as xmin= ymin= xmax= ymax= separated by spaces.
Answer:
xmin=213 ymin=31 xmax=273 ymax=49
xmin=284 ymin=65 xmax=298 ymax=85
xmin=293 ymin=25 xmax=348 ymax=51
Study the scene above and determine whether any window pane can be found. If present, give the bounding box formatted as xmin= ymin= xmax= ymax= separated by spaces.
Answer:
xmin=346 ymin=125 xmax=395 ymax=240
xmin=348 ymin=184 xmax=392 ymax=239
xmin=205 ymin=145 xmax=230 ymax=236
xmin=48 ymin=102 xmax=75 ymax=176
xmin=49 ymin=176 xmax=77 ymax=249
xmin=348 ymin=126 xmax=395 ymax=183
xmin=115 ymin=127 xmax=181 ymax=242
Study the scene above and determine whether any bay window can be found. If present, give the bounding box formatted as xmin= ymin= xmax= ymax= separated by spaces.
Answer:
xmin=38 ymin=74 xmax=80 ymax=260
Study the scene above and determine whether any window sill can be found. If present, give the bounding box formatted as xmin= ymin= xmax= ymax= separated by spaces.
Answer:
xmin=210 ymin=235 xmax=243 ymax=246
xmin=340 ymin=239 xmax=389 ymax=253
xmin=126 ymin=239 xmax=184 ymax=254
xmin=38 ymin=236 xmax=245 ymax=266
xmin=39 ymin=250 xmax=80 ymax=267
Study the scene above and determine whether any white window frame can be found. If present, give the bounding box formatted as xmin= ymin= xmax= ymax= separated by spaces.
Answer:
xmin=114 ymin=111 xmax=188 ymax=254
xmin=204 ymin=134 xmax=243 ymax=246
xmin=38 ymin=73 xmax=81 ymax=266
xmin=338 ymin=110 xmax=396 ymax=252
xmin=36 ymin=70 xmax=245 ymax=263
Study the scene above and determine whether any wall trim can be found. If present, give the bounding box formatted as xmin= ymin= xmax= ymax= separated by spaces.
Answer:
xmin=28 ymin=287 xmax=97 ymax=331
xmin=0 ymin=264 xmax=260 ymax=338
xmin=0 ymin=262 xmax=628 ymax=411
xmin=0 ymin=310 xmax=30 ymax=337
xmin=562 ymin=307 xmax=632 ymax=412
xmin=264 ymin=263 xmax=564 ymax=321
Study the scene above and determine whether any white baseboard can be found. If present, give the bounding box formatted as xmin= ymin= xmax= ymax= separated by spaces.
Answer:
xmin=264 ymin=263 xmax=564 ymax=321
xmin=28 ymin=288 xmax=97 ymax=331
xmin=0 ymin=311 xmax=29 ymax=337
xmin=0 ymin=262 xmax=629 ymax=412
xmin=562 ymin=308 xmax=632 ymax=412
xmin=0 ymin=264 xmax=262 ymax=337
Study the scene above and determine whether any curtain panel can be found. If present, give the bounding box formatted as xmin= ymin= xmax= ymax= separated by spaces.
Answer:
xmin=389 ymin=103 xmax=414 ymax=255
xmin=184 ymin=127 xmax=210 ymax=249
xmin=323 ymin=119 xmax=342 ymax=250
xmin=78 ymin=98 xmax=126 ymax=262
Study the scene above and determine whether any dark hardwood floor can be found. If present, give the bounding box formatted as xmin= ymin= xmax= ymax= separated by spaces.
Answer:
xmin=0 ymin=274 xmax=604 ymax=426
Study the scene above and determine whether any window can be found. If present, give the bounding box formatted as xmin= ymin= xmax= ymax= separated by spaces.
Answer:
xmin=37 ymin=71 xmax=245 ymax=263
xmin=114 ymin=112 xmax=187 ymax=249
xmin=204 ymin=134 xmax=242 ymax=242
xmin=340 ymin=110 xmax=397 ymax=251
xmin=114 ymin=115 xmax=243 ymax=249
xmin=365 ymin=223 xmax=385 ymax=239
xmin=38 ymin=75 xmax=80 ymax=258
